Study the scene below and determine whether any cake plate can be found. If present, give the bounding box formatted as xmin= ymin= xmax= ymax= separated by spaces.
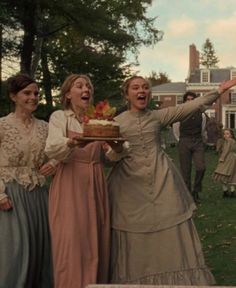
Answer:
xmin=77 ymin=136 xmax=126 ymax=142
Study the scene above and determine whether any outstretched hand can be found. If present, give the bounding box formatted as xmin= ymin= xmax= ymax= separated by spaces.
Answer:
xmin=218 ymin=78 xmax=236 ymax=94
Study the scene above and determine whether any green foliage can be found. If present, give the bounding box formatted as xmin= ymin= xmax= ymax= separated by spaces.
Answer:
xmin=200 ymin=38 xmax=219 ymax=68
xmin=33 ymin=103 xmax=59 ymax=121
xmin=0 ymin=0 xmax=163 ymax=107
xmin=147 ymin=70 xmax=171 ymax=86
xmin=148 ymin=98 xmax=158 ymax=110
xmin=0 ymin=80 xmax=12 ymax=116
xmin=0 ymin=98 xmax=12 ymax=117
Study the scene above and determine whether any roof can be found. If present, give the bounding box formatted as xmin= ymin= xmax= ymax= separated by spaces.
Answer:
xmin=188 ymin=68 xmax=232 ymax=83
xmin=152 ymin=82 xmax=186 ymax=93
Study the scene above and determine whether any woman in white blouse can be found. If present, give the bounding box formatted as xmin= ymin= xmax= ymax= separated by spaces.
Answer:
xmin=0 ymin=74 xmax=56 ymax=287
xmin=45 ymin=74 xmax=110 ymax=288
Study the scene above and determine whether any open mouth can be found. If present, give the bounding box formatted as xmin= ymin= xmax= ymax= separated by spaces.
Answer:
xmin=81 ymin=95 xmax=90 ymax=101
xmin=137 ymin=95 xmax=146 ymax=101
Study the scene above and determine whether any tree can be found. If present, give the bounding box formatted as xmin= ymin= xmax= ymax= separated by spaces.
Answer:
xmin=0 ymin=0 xmax=163 ymax=116
xmin=147 ymin=71 xmax=171 ymax=86
xmin=200 ymin=38 xmax=219 ymax=68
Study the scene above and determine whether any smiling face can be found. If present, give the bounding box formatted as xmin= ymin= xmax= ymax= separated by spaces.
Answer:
xmin=64 ymin=76 xmax=93 ymax=113
xmin=10 ymin=83 xmax=39 ymax=115
xmin=124 ymin=77 xmax=151 ymax=112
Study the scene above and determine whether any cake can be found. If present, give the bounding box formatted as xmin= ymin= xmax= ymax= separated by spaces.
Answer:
xmin=83 ymin=119 xmax=120 ymax=138
xmin=82 ymin=101 xmax=120 ymax=138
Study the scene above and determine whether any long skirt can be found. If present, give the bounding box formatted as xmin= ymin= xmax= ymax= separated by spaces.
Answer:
xmin=110 ymin=219 xmax=215 ymax=285
xmin=0 ymin=181 xmax=53 ymax=288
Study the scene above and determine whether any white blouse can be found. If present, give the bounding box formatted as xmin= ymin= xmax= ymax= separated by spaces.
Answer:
xmin=45 ymin=109 xmax=129 ymax=162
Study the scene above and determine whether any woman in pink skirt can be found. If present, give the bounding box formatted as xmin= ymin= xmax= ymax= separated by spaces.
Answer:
xmin=45 ymin=74 xmax=110 ymax=288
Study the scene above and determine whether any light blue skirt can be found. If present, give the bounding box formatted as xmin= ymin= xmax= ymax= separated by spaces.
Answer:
xmin=0 ymin=181 xmax=53 ymax=288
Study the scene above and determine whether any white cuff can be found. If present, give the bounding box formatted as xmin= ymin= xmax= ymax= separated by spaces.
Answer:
xmin=106 ymin=141 xmax=130 ymax=161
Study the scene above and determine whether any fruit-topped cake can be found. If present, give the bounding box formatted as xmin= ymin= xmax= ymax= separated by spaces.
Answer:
xmin=82 ymin=101 xmax=120 ymax=138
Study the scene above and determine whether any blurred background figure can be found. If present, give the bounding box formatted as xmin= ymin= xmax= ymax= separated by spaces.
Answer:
xmin=172 ymin=91 xmax=207 ymax=203
xmin=213 ymin=128 xmax=236 ymax=198
xmin=205 ymin=117 xmax=219 ymax=150
xmin=167 ymin=124 xmax=178 ymax=148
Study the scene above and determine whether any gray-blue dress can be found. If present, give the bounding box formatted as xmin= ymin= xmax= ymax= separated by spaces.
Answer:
xmin=0 ymin=113 xmax=53 ymax=288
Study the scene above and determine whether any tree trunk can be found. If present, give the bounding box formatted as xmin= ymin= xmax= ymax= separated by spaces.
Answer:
xmin=20 ymin=2 xmax=36 ymax=75
xmin=41 ymin=49 xmax=53 ymax=108
xmin=31 ymin=0 xmax=44 ymax=76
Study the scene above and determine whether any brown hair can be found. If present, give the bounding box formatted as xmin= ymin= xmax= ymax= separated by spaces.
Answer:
xmin=60 ymin=74 xmax=94 ymax=109
xmin=7 ymin=74 xmax=36 ymax=96
xmin=224 ymin=128 xmax=235 ymax=140
xmin=121 ymin=75 xmax=151 ymax=98
xmin=183 ymin=91 xmax=197 ymax=102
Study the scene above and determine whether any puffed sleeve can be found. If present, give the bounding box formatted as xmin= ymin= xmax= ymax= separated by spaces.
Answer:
xmin=45 ymin=110 xmax=73 ymax=161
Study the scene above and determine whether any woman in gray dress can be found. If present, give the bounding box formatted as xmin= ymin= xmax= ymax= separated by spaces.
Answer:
xmin=106 ymin=76 xmax=236 ymax=285
xmin=0 ymin=74 xmax=57 ymax=288
xmin=213 ymin=128 xmax=236 ymax=198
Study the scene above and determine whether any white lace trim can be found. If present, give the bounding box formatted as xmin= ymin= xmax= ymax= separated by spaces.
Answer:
xmin=0 ymin=167 xmax=45 ymax=198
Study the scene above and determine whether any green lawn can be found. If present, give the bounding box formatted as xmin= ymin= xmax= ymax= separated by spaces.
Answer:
xmin=165 ymin=144 xmax=236 ymax=285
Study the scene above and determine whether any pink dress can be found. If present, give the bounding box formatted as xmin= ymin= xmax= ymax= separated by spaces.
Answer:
xmin=49 ymin=130 xmax=110 ymax=288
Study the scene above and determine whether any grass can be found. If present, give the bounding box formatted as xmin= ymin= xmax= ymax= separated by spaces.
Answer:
xmin=165 ymin=144 xmax=236 ymax=285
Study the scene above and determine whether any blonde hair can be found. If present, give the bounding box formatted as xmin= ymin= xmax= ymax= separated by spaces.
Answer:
xmin=121 ymin=75 xmax=151 ymax=98
xmin=61 ymin=74 xmax=94 ymax=109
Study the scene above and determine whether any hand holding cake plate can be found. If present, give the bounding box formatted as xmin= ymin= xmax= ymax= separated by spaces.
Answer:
xmin=69 ymin=135 xmax=93 ymax=148
xmin=77 ymin=100 xmax=125 ymax=143
xmin=78 ymin=136 xmax=126 ymax=142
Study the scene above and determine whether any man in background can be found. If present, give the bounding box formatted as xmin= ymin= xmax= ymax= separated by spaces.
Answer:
xmin=173 ymin=91 xmax=208 ymax=203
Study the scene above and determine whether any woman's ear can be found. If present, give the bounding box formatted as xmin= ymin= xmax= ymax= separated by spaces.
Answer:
xmin=125 ymin=94 xmax=129 ymax=101
xmin=9 ymin=93 xmax=16 ymax=103
xmin=65 ymin=92 xmax=71 ymax=100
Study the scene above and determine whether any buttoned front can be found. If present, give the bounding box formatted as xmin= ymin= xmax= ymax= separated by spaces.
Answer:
xmin=108 ymin=90 xmax=220 ymax=233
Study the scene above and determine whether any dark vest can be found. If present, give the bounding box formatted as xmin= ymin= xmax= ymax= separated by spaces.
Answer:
xmin=179 ymin=110 xmax=203 ymax=138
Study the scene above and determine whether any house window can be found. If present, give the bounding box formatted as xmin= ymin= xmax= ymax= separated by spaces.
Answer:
xmin=230 ymin=92 xmax=236 ymax=104
xmin=225 ymin=111 xmax=236 ymax=129
xmin=201 ymin=70 xmax=210 ymax=83
xmin=176 ymin=95 xmax=183 ymax=105
xmin=152 ymin=95 xmax=159 ymax=102
xmin=231 ymin=70 xmax=236 ymax=80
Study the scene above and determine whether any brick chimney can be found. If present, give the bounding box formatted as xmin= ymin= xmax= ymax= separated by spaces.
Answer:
xmin=189 ymin=44 xmax=199 ymax=72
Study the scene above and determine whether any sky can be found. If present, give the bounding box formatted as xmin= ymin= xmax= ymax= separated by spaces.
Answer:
xmin=133 ymin=0 xmax=236 ymax=82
